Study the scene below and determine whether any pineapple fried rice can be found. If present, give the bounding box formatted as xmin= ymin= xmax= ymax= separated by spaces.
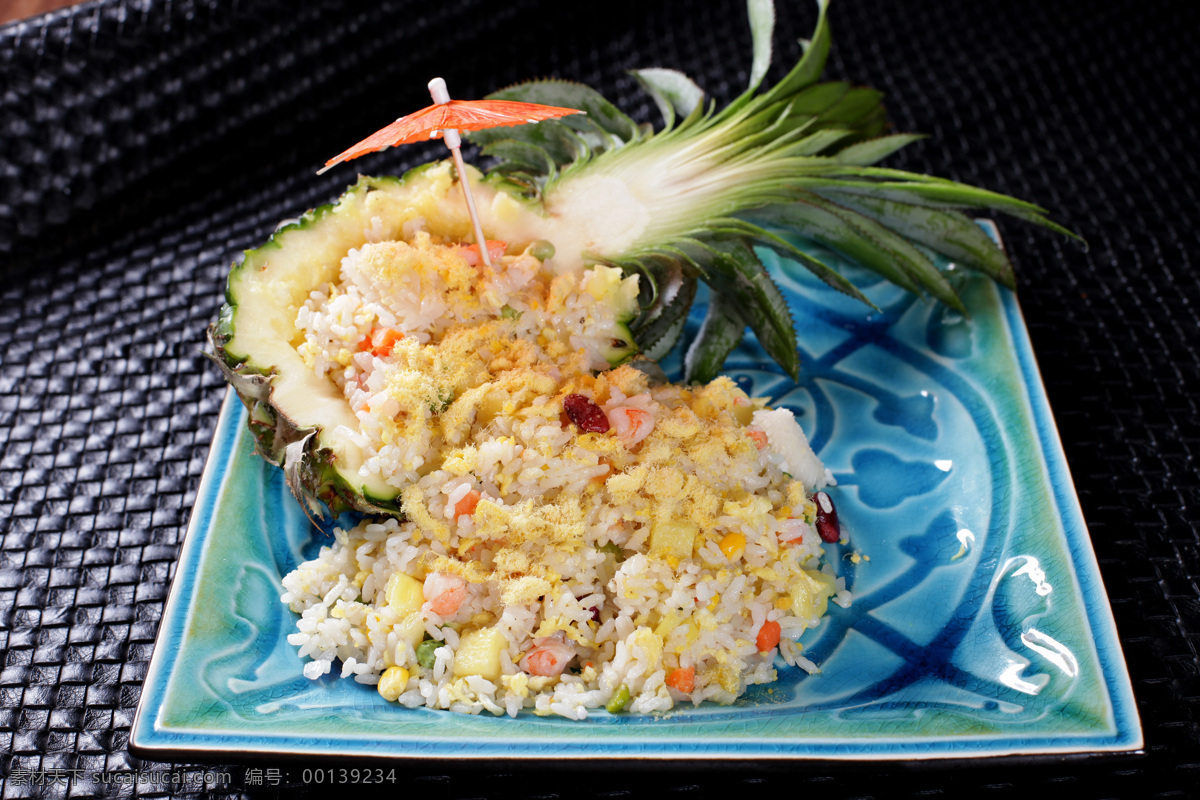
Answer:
xmin=280 ymin=230 xmax=848 ymax=718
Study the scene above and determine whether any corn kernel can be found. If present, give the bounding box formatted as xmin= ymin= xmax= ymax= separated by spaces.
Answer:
xmin=719 ymin=532 xmax=746 ymax=558
xmin=377 ymin=666 xmax=410 ymax=701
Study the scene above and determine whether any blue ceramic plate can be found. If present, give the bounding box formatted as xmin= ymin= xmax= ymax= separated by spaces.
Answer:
xmin=132 ymin=224 xmax=1141 ymax=761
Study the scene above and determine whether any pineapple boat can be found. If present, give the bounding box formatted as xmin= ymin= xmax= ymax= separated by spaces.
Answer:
xmin=208 ymin=0 xmax=1068 ymax=716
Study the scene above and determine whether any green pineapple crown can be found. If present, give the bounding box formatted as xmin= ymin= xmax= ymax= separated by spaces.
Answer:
xmin=470 ymin=0 xmax=1075 ymax=383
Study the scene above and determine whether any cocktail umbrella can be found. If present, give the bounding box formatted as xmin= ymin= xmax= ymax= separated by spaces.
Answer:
xmin=319 ymin=77 xmax=584 ymax=267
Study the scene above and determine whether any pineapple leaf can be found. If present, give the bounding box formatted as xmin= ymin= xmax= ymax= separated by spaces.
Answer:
xmin=802 ymin=170 xmax=1080 ymax=242
xmin=628 ymin=261 xmax=699 ymax=361
xmin=792 ymin=128 xmax=860 ymax=156
xmin=819 ymin=87 xmax=886 ymax=129
xmin=483 ymin=167 xmax=541 ymax=200
xmin=759 ymin=193 xmax=966 ymax=311
xmin=479 ymin=140 xmax=556 ymax=176
xmin=475 ymin=0 xmax=1076 ymax=380
xmin=834 ymin=195 xmax=1016 ymax=288
xmin=745 ymin=201 xmax=925 ymax=296
xmin=803 ymin=194 xmax=964 ymax=310
xmin=705 ymin=240 xmax=801 ymax=380
xmin=739 ymin=0 xmax=831 ymax=113
xmin=630 ymin=68 xmax=705 ymax=129
xmin=685 ymin=290 xmax=748 ymax=384
xmin=705 ymin=217 xmax=877 ymax=307
xmin=746 ymin=0 xmax=776 ymax=93
xmin=835 ymin=134 xmax=927 ymax=166
xmin=473 ymin=120 xmax=584 ymax=168
xmin=788 ymin=81 xmax=852 ymax=115
xmin=486 ymin=80 xmax=638 ymax=143
xmin=805 ymin=171 xmax=1047 ymax=214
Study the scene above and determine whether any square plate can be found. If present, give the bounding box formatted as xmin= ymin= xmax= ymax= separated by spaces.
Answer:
xmin=131 ymin=223 xmax=1141 ymax=761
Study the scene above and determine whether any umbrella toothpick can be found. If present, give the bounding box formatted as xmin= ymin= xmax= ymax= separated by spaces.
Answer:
xmin=318 ymin=75 xmax=583 ymax=271
xmin=429 ymin=78 xmax=492 ymax=268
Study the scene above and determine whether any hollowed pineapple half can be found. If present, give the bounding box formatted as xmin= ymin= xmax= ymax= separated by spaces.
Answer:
xmin=208 ymin=0 xmax=1069 ymax=519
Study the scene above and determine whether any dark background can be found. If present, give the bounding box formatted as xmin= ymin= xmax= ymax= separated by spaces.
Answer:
xmin=2 ymin=0 xmax=1197 ymax=797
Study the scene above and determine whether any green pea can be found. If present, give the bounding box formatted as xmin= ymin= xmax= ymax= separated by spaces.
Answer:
xmin=416 ymin=638 xmax=441 ymax=669
xmin=500 ymin=305 xmax=522 ymax=320
xmin=605 ymin=683 xmax=631 ymax=713
xmin=529 ymin=240 xmax=556 ymax=261
xmin=598 ymin=542 xmax=625 ymax=562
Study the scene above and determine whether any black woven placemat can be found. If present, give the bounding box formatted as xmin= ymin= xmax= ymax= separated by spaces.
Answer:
xmin=2 ymin=0 xmax=1197 ymax=797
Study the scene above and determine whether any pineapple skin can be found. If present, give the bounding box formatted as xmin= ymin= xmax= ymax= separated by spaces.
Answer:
xmin=207 ymin=166 xmax=473 ymax=519
xmin=206 ymin=161 xmax=640 ymax=520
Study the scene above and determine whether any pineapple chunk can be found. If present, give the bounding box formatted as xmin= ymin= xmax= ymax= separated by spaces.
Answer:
xmin=385 ymin=571 xmax=424 ymax=612
xmin=453 ymin=626 xmax=508 ymax=681
xmin=582 ymin=264 xmax=639 ymax=320
xmin=394 ymin=612 xmax=427 ymax=649
xmin=788 ymin=568 xmax=837 ymax=622
xmin=385 ymin=572 xmax=428 ymax=648
xmin=631 ymin=627 xmax=664 ymax=667
xmin=649 ymin=519 xmax=697 ymax=559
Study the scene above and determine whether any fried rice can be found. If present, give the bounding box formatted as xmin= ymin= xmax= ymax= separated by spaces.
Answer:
xmin=280 ymin=231 xmax=847 ymax=718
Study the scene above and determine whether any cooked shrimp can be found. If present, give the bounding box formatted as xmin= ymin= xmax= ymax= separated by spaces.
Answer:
xmin=423 ymin=572 xmax=467 ymax=617
xmin=777 ymin=517 xmax=816 ymax=546
xmin=607 ymin=406 xmax=654 ymax=448
xmin=745 ymin=428 xmax=769 ymax=449
xmin=519 ymin=634 xmax=577 ymax=677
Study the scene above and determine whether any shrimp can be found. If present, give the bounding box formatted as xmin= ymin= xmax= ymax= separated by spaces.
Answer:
xmin=777 ymin=517 xmax=816 ymax=546
xmin=607 ymin=406 xmax=655 ymax=448
xmin=745 ymin=428 xmax=769 ymax=449
xmin=423 ymin=572 xmax=467 ymax=618
xmin=519 ymin=634 xmax=577 ymax=677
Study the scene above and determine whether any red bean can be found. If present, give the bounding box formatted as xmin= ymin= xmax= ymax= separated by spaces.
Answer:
xmin=563 ymin=394 xmax=610 ymax=433
xmin=814 ymin=490 xmax=840 ymax=543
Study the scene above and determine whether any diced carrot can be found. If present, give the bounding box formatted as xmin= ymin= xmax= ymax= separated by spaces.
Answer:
xmin=359 ymin=327 xmax=405 ymax=356
xmin=454 ymin=489 xmax=481 ymax=519
xmin=746 ymin=429 xmax=769 ymax=449
xmin=371 ymin=328 xmax=405 ymax=357
xmin=460 ymin=240 xmax=508 ymax=266
xmin=756 ymin=620 xmax=782 ymax=652
xmin=665 ymin=666 xmax=695 ymax=694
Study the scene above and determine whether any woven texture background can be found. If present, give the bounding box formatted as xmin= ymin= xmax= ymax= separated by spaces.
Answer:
xmin=1 ymin=0 xmax=1197 ymax=796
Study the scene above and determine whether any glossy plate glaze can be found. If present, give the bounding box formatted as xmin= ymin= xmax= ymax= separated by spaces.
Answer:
xmin=132 ymin=224 xmax=1141 ymax=761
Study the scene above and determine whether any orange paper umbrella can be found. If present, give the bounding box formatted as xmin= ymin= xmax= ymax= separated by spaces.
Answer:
xmin=319 ymin=78 xmax=584 ymax=267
